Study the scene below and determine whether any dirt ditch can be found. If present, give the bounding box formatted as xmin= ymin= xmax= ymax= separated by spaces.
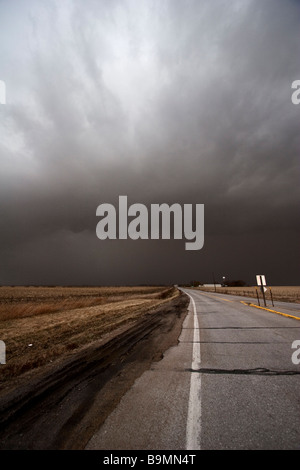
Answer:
xmin=0 ymin=291 xmax=189 ymax=450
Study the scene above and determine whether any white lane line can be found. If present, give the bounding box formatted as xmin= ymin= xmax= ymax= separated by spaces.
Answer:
xmin=185 ymin=292 xmax=201 ymax=450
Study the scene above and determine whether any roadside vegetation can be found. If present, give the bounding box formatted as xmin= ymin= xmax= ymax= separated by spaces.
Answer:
xmin=0 ymin=286 xmax=179 ymax=391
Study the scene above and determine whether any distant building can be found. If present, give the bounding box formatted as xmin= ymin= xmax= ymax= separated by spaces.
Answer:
xmin=203 ymin=284 xmax=222 ymax=287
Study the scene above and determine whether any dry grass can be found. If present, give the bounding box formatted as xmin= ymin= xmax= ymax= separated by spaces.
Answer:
xmin=0 ymin=286 xmax=169 ymax=321
xmin=195 ymin=286 xmax=300 ymax=303
xmin=0 ymin=286 xmax=178 ymax=391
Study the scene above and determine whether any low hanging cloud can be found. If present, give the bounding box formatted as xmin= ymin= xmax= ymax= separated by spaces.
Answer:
xmin=0 ymin=0 xmax=299 ymax=285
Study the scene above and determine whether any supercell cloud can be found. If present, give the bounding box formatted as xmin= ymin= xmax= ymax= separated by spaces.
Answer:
xmin=0 ymin=0 xmax=299 ymax=286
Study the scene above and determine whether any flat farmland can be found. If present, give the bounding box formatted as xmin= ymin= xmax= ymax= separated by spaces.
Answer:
xmin=196 ymin=286 xmax=300 ymax=303
xmin=0 ymin=285 xmax=179 ymax=392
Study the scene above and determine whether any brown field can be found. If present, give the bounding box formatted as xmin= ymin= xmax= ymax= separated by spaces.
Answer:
xmin=0 ymin=285 xmax=179 ymax=391
xmin=1 ymin=284 xmax=298 ymax=393
xmin=195 ymin=285 xmax=300 ymax=303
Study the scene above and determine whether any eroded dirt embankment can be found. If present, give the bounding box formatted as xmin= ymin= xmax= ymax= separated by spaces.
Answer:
xmin=0 ymin=286 xmax=177 ymax=390
xmin=0 ymin=291 xmax=189 ymax=450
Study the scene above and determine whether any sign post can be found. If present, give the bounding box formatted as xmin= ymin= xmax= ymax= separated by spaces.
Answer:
xmin=256 ymin=275 xmax=267 ymax=307
xmin=269 ymin=287 xmax=274 ymax=307
xmin=255 ymin=286 xmax=260 ymax=306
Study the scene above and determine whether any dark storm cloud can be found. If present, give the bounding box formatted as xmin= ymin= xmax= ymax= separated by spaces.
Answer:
xmin=0 ymin=0 xmax=299 ymax=285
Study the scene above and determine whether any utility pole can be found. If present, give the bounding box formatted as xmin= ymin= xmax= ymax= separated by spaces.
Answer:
xmin=212 ymin=272 xmax=216 ymax=292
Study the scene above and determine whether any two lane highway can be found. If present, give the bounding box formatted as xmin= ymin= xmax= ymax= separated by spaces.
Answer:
xmin=86 ymin=289 xmax=300 ymax=450
xmin=184 ymin=289 xmax=300 ymax=449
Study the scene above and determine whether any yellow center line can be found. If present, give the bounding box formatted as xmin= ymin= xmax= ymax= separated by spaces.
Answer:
xmin=240 ymin=301 xmax=300 ymax=321
xmin=194 ymin=291 xmax=300 ymax=319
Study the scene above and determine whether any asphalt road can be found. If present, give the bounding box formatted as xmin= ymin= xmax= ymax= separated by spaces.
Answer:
xmin=86 ymin=289 xmax=300 ymax=450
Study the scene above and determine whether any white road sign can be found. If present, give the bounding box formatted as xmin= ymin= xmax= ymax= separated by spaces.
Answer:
xmin=256 ymin=275 xmax=266 ymax=286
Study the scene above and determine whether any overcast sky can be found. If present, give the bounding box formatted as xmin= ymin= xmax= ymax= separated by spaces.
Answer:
xmin=0 ymin=0 xmax=299 ymax=286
